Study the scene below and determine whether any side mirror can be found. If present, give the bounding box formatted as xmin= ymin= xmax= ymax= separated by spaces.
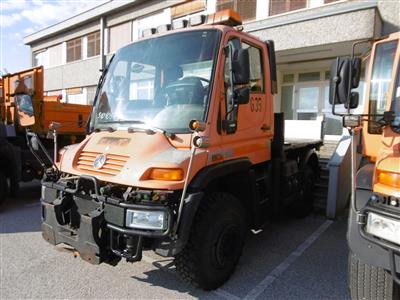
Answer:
xmin=352 ymin=58 xmax=361 ymax=89
xmin=329 ymin=58 xmax=350 ymax=105
xmin=232 ymin=48 xmax=250 ymax=85
xmin=235 ymin=86 xmax=250 ymax=105
xmin=15 ymin=94 xmax=35 ymax=127
xmin=329 ymin=57 xmax=361 ymax=109
xmin=345 ymin=92 xmax=359 ymax=109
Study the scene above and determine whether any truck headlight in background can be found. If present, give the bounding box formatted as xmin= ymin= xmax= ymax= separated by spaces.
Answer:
xmin=125 ymin=209 xmax=168 ymax=230
xmin=366 ymin=212 xmax=400 ymax=246
xmin=376 ymin=170 xmax=400 ymax=188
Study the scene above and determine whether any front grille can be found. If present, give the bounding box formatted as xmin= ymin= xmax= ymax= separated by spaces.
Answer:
xmin=76 ymin=151 xmax=129 ymax=176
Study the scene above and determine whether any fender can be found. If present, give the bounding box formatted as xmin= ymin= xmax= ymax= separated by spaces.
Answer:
xmin=189 ymin=158 xmax=252 ymax=191
xmin=356 ymin=162 xmax=374 ymax=191
xmin=189 ymin=158 xmax=261 ymax=228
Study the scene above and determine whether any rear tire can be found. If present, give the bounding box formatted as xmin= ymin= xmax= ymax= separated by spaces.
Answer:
xmin=0 ymin=171 xmax=8 ymax=204
xmin=348 ymin=251 xmax=400 ymax=300
xmin=288 ymin=165 xmax=315 ymax=218
xmin=174 ymin=192 xmax=246 ymax=290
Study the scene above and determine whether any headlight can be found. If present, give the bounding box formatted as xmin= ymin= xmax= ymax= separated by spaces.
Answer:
xmin=125 ymin=209 xmax=168 ymax=230
xmin=365 ymin=212 xmax=400 ymax=245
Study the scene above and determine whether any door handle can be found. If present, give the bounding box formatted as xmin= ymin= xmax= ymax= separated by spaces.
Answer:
xmin=261 ymin=124 xmax=270 ymax=131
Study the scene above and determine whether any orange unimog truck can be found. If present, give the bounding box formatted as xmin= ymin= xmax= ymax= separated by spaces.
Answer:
xmin=0 ymin=66 xmax=91 ymax=203
xmin=17 ymin=10 xmax=322 ymax=289
xmin=329 ymin=32 xmax=400 ymax=299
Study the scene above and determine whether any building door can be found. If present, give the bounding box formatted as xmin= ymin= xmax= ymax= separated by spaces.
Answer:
xmin=281 ymin=69 xmax=361 ymax=141
xmin=295 ymin=83 xmax=321 ymax=120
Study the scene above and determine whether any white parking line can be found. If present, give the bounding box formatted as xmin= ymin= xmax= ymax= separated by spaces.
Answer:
xmin=243 ymin=220 xmax=333 ymax=300
xmin=142 ymin=254 xmax=238 ymax=300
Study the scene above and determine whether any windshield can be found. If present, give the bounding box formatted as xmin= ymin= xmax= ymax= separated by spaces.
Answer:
xmin=368 ymin=40 xmax=398 ymax=134
xmin=92 ymin=30 xmax=220 ymax=132
xmin=391 ymin=61 xmax=400 ymax=130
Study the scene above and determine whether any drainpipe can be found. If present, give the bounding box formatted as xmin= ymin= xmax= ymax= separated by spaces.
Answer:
xmin=100 ymin=16 xmax=106 ymax=70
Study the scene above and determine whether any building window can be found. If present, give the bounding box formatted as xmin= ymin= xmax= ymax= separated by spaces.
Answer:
xmin=109 ymin=22 xmax=132 ymax=53
xmin=86 ymin=86 xmax=97 ymax=104
xmin=66 ymin=87 xmax=85 ymax=104
xmin=269 ymin=0 xmax=306 ymax=16
xmin=171 ymin=0 xmax=206 ymax=19
xmin=216 ymin=0 xmax=256 ymax=22
xmin=33 ymin=50 xmax=48 ymax=67
xmin=298 ymin=71 xmax=320 ymax=82
xmin=66 ymin=37 xmax=82 ymax=62
xmin=87 ymin=31 xmax=100 ymax=58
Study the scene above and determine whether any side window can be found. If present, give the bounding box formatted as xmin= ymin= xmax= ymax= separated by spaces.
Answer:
xmin=242 ymin=42 xmax=264 ymax=93
xmin=224 ymin=38 xmax=241 ymax=86
xmin=224 ymin=38 xmax=241 ymax=113
xmin=368 ymin=40 xmax=398 ymax=134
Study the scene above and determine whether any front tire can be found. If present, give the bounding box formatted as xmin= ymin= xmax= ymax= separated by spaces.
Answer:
xmin=174 ymin=192 xmax=246 ymax=290
xmin=348 ymin=251 xmax=399 ymax=300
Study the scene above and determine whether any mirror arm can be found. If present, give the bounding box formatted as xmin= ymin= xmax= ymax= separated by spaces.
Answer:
xmin=331 ymin=58 xmax=340 ymax=116
xmin=26 ymin=130 xmax=59 ymax=173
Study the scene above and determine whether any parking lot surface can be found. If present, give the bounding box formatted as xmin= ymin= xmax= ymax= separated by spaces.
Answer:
xmin=1 ymin=181 xmax=350 ymax=299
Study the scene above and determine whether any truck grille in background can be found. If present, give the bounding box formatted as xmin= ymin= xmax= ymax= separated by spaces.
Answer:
xmin=76 ymin=152 xmax=129 ymax=176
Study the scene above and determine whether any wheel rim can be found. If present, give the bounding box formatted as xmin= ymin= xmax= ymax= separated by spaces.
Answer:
xmin=213 ymin=224 xmax=241 ymax=268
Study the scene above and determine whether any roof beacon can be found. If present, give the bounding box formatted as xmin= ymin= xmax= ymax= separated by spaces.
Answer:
xmin=207 ymin=9 xmax=242 ymax=26
xmin=172 ymin=19 xmax=188 ymax=30
xmin=189 ymin=14 xmax=206 ymax=27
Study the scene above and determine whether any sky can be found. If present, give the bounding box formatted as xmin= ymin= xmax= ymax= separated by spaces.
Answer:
xmin=0 ymin=0 xmax=109 ymax=75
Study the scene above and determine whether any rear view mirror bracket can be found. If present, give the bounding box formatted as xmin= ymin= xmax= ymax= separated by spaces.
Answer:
xmin=25 ymin=130 xmax=59 ymax=174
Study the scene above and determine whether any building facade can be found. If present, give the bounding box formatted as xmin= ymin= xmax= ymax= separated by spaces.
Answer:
xmin=24 ymin=0 xmax=399 ymax=140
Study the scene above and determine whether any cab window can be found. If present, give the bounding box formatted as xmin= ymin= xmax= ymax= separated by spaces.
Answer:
xmin=242 ymin=42 xmax=264 ymax=93
xmin=368 ymin=40 xmax=398 ymax=134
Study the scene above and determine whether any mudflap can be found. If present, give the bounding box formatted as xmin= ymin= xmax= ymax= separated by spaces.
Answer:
xmin=42 ymin=202 xmax=107 ymax=265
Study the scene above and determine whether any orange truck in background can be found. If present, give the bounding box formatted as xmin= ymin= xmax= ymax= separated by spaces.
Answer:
xmin=329 ymin=32 xmax=400 ymax=300
xmin=0 ymin=66 xmax=91 ymax=203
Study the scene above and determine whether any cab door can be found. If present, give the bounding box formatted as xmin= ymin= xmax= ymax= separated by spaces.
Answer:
xmin=220 ymin=33 xmax=273 ymax=164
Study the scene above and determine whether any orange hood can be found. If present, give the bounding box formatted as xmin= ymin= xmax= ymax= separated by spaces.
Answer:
xmin=59 ymin=130 xmax=208 ymax=190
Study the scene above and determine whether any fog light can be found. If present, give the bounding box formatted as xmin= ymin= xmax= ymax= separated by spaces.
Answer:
xmin=366 ymin=212 xmax=400 ymax=245
xmin=125 ymin=209 xmax=167 ymax=230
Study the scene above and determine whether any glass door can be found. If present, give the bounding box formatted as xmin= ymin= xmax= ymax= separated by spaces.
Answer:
xmin=295 ymin=84 xmax=321 ymax=120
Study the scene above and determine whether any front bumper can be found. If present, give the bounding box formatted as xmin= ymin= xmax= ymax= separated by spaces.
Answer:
xmin=40 ymin=177 xmax=201 ymax=265
xmin=348 ymin=189 xmax=400 ymax=283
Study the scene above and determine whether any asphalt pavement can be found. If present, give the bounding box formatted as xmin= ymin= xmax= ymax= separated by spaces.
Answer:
xmin=0 ymin=181 xmax=351 ymax=299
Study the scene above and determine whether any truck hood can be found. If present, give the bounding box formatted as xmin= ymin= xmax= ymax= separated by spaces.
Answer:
xmin=59 ymin=130 xmax=208 ymax=190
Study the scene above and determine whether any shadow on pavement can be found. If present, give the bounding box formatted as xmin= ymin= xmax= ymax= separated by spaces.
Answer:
xmin=0 ymin=180 xmax=42 ymax=234
xmin=130 ymin=259 xmax=216 ymax=300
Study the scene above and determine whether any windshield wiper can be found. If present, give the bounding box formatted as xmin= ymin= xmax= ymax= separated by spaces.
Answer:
xmin=94 ymin=126 xmax=115 ymax=132
xmin=126 ymin=121 xmax=176 ymax=140
xmin=97 ymin=120 xmax=176 ymax=139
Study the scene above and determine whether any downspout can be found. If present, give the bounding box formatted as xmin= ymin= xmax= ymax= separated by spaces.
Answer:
xmin=100 ymin=16 xmax=106 ymax=70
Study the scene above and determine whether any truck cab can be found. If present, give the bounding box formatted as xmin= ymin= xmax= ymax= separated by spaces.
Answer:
xmin=23 ymin=10 xmax=321 ymax=290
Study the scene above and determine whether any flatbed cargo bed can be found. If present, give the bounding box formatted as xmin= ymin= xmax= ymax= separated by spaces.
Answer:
xmin=284 ymin=138 xmax=323 ymax=152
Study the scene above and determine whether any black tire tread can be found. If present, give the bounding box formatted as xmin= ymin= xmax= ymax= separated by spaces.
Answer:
xmin=174 ymin=192 xmax=245 ymax=290
xmin=349 ymin=251 xmax=400 ymax=300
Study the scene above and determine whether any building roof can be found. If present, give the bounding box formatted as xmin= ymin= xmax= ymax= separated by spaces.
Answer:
xmin=23 ymin=0 xmax=144 ymax=45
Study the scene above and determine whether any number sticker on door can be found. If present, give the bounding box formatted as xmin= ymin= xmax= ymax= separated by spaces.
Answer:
xmin=250 ymin=97 xmax=262 ymax=112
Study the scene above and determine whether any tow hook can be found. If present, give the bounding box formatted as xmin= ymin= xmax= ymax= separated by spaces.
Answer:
xmin=356 ymin=213 xmax=367 ymax=225
xmin=110 ymin=234 xmax=143 ymax=262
